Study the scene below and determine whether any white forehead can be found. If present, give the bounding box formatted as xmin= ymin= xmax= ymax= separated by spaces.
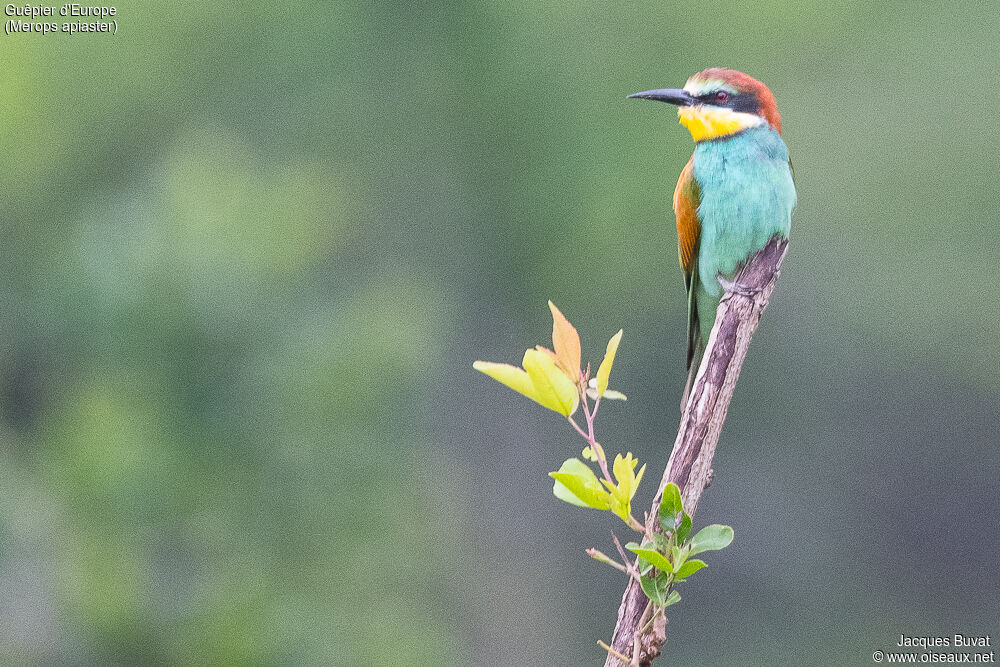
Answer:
xmin=683 ymin=78 xmax=738 ymax=96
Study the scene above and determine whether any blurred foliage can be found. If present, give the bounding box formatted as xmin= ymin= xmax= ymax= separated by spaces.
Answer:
xmin=1 ymin=0 xmax=998 ymax=665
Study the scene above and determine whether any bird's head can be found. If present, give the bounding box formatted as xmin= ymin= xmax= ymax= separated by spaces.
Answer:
xmin=629 ymin=68 xmax=781 ymax=142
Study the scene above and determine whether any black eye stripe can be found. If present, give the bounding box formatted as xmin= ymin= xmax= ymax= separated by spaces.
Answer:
xmin=698 ymin=91 xmax=759 ymax=114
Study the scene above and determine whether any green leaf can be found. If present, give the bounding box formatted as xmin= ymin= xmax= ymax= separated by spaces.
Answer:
xmin=604 ymin=453 xmax=644 ymax=524
xmin=551 ymin=479 xmax=588 ymax=507
xmin=523 ymin=348 xmax=578 ymax=416
xmin=625 ymin=541 xmax=655 ymax=575
xmin=550 ymin=459 xmax=611 ymax=510
xmin=664 ymin=590 xmax=681 ymax=607
xmin=581 ymin=442 xmax=604 ymax=463
xmin=473 ymin=361 xmax=540 ymax=402
xmin=608 ymin=492 xmax=630 ymax=523
xmin=626 ymin=545 xmax=673 ymax=574
xmin=689 ymin=524 xmax=735 ymax=555
xmin=674 ymin=559 xmax=707 ymax=579
xmin=677 ymin=511 xmax=693 ymax=544
xmin=639 ymin=573 xmax=666 ymax=607
xmin=474 ymin=348 xmax=578 ymax=416
xmin=595 ymin=329 xmax=622 ymax=397
xmin=587 ymin=382 xmax=627 ymax=401
xmin=659 ymin=483 xmax=683 ymax=531
xmin=612 ymin=453 xmax=637 ymax=500
xmin=671 ymin=545 xmax=683 ymax=570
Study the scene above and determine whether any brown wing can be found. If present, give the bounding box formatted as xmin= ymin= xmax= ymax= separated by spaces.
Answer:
xmin=673 ymin=156 xmax=703 ymax=392
xmin=673 ymin=156 xmax=700 ymax=279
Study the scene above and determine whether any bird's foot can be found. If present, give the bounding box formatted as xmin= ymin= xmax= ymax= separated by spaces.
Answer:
xmin=718 ymin=275 xmax=759 ymax=297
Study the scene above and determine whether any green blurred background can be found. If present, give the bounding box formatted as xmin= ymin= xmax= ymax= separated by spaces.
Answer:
xmin=2 ymin=1 xmax=998 ymax=665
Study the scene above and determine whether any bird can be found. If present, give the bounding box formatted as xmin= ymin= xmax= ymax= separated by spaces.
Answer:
xmin=628 ymin=68 xmax=796 ymax=403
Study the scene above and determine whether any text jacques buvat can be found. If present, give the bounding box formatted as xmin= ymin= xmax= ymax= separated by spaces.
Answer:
xmin=5 ymin=4 xmax=117 ymax=35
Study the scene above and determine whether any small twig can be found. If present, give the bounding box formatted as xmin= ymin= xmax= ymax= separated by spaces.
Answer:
xmin=599 ymin=641 xmax=632 ymax=663
xmin=610 ymin=531 xmax=643 ymax=582
xmin=588 ymin=394 xmax=603 ymax=430
xmin=569 ymin=379 xmax=615 ymax=484
xmin=611 ymin=533 xmax=631 ymax=567
xmin=587 ymin=548 xmax=629 ymax=574
xmin=625 ymin=515 xmax=645 ymax=533
xmin=567 ymin=415 xmax=590 ymax=442
xmin=639 ymin=606 xmax=661 ymax=636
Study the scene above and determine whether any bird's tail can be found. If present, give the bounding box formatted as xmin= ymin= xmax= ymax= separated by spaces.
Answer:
xmin=680 ymin=336 xmax=704 ymax=410
xmin=680 ymin=280 xmax=717 ymax=411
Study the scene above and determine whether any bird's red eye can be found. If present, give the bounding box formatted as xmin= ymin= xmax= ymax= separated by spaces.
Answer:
xmin=715 ymin=91 xmax=728 ymax=102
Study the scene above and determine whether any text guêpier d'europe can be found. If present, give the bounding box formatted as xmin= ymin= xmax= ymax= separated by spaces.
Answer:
xmin=5 ymin=4 xmax=117 ymax=35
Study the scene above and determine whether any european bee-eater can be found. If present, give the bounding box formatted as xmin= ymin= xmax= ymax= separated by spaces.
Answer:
xmin=629 ymin=68 xmax=796 ymax=399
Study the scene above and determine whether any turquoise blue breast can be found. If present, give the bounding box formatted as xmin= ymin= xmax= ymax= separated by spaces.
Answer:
xmin=691 ymin=125 xmax=796 ymax=296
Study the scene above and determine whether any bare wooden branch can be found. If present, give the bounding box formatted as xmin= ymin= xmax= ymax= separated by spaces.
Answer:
xmin=603 ymin=236 xmax=790 ymax=667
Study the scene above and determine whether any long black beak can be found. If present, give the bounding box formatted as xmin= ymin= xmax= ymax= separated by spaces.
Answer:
xmin=627 ymin=88 xmax=697 ymax=106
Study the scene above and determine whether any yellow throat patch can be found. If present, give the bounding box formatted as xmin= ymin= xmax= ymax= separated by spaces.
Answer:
xmin=677 ymin=105 xmax=763 ymax=142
